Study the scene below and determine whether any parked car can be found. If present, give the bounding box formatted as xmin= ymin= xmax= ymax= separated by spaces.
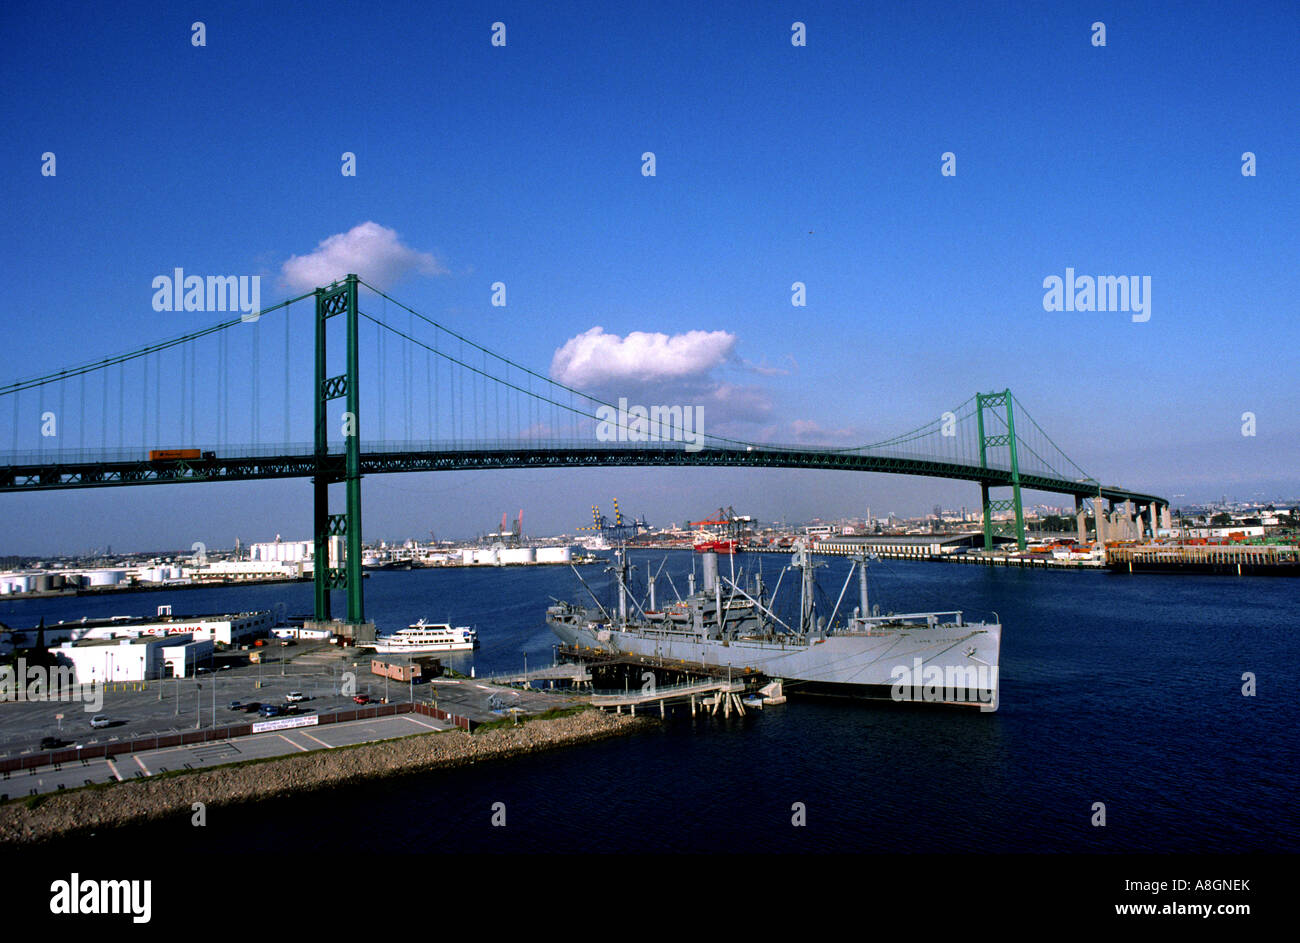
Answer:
xmin=286 ymin=691 xmax=307 ymax=702
xmin=228 ymin=700 xmax=244 ymax=711
xmin=39 ymin=736 xmax=66 ymax=750
xmin=258 ymin=704 xmax=281 ymax=717
xmin=241 ymin=702 xmax=262 ymax=713
xmin=352 ymin=694 xmax=370 ymax=705
xmin=90 ymin=715 xmax=111 ymax=728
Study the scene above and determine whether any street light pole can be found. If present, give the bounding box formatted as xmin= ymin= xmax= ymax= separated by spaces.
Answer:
xmin=195 ymin=682 xmax=201 ymax=729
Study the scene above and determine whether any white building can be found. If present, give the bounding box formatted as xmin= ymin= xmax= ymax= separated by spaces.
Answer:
xmin=161 ymin=639 xmax=217 ymax=678
xmin=250 ymin=536 xmax=343 ymax=569
xmin=191 ymin=560 xmax=303 ymax=582
xmin=1185 ymin=526 xmax=1267 ymax=539
xmin=14 ymin=609 xmax=275 ymax=649
xmin=126 ymin=610 xmax=275 ymax=645
xmin=272 ymin=624 xmax=333 ymax=641
xmin=50 ymin=634 xmax=204 ymax=683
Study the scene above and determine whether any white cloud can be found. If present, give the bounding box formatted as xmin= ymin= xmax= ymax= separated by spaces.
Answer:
xmin=550 ymin=326 xmax=736 ymax=387
xmin=280 ymin=222 xmax=446 ymax=292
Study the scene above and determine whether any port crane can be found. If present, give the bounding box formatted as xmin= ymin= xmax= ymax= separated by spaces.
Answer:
xmin=578 ymin=499 xmax=647 ymax=542
xmin=689 ymin=506 xmax=752 ymax=541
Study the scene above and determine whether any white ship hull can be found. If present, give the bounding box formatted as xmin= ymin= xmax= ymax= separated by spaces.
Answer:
xmin=549 ymin=616 xmax=1000 ymax=710
xmin=372 ymin=639 xmax=476 ymax=653
xmin=372 ymin=621 xmax=478 ymax=654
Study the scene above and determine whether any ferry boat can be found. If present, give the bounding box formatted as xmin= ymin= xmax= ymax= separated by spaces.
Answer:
xmin=373 ymin=620 xmax=478 ymax=653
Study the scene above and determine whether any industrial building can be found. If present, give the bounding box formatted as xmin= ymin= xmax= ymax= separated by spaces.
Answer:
xmin=249 ymin=535 xmax=343 ymax=570
xmin=458 ymin=545 xmax=574 ymax=566
xmin=6 ymin=607 xmax=275 ymax=649
xmin=190 ymin=560 xmax=304 ymax=582
xmin=49 ymin=633 xmax=214 ymax=682
xmin=813 ymin=533 xmax=1015 ymax=557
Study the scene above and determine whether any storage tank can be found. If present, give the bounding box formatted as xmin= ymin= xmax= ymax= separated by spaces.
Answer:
xmin=460 ymin=549 xmax=475 ymax=566
xmin=499 ymin=548 xmax=536 ymax=565
xmin=87 ymin=569 xmax=126 ymax=587
xmin=35 ymin=574 xmax=54 ymax=593
xmin=473 ymin=548 xmax=499 ymax=566
xmin=536 ymin=546 xmax=574 ymax=564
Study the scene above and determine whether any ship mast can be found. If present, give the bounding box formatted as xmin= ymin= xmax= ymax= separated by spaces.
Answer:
xmin=793 ymin=541 xmax=817 ymax=636
xmin=857 ymin=553 xmax=869 ymax=619
xmin=615 ymin=544 xmax=629 ymax=626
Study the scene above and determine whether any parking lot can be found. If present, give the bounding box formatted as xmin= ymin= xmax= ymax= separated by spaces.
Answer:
xmin=1 ymin=711 xmax=456 ymax=799
xmin=0 ymin=642 xmax=418 ymax=758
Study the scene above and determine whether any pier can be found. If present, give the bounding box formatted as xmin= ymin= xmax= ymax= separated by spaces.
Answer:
xmin=1106 ymin=542 xmax=1300 ymax=575
xmin=592 ymin=677 xmax=750 ymax=718
xmin=483 ymin=664 xmax=593 ymax=686
xmin=555 ymin=645 xmax=776 ymax=717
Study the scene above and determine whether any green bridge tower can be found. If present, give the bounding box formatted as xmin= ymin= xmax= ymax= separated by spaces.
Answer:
xmin=976 ymin=389 xmax=1026 ymax=552
xmin=312 ymin=275 xmax=370 ymax=637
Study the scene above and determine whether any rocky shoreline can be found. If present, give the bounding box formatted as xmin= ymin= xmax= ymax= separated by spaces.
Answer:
xmin=0 ymin=708 xmax=646 ymax=844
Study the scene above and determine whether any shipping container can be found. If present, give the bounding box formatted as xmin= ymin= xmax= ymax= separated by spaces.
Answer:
xmin=148 ymin=449 xmax=215 ymax=461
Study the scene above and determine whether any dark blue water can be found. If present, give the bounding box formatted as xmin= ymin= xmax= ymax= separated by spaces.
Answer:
xmin=5 ymin=552 xmax=1296 ymax=853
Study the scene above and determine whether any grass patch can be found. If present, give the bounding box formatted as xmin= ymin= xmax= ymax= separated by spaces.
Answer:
xmin=471 ymin=702 xmax=590 ymax=734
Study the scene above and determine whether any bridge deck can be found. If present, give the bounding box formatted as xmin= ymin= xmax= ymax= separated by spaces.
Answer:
xmin=0 ymin=445 xmax=1166 ymax=505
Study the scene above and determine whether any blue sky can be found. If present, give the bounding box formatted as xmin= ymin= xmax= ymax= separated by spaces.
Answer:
xmin=1 ymin=0 xmax=1297 ymax=553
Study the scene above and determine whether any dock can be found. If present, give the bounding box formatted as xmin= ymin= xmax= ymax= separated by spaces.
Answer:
xmin=592 ymin=677 xmax=750 ymax=717
xmin=1106 ymin=542 xmax=1300 ymax=575
xmin=554 ymin=645 xmax=780 ymax=717
xmin=483 ymin=664 xmax=593 ymax=686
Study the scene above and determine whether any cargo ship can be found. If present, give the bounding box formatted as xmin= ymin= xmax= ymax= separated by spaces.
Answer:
xmin=692 ymin=533 xmax=737 ymax=555
xmin=546 ymin=545 xmax=1000 ymax=709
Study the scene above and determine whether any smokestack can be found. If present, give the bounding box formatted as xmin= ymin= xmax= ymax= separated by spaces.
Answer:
xmin=701 ymin=551 xmax=719 ymax=593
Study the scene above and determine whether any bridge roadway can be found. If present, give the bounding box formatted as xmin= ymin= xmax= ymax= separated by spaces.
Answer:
xmin=0 ymin=443 xmax=1166 ymax=506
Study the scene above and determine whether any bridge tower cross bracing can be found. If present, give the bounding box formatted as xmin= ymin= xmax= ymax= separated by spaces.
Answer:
xmin=313 ymin=275 xmax=366 ymax=629
xmin=976 ymin=388 xmax=1027 ymax=552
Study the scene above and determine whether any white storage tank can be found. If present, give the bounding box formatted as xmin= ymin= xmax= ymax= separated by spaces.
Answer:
xmin=473 ymin=548 xmax=499 ymax=566
xmin=460 ymin=549 xmax=475 ymax=566
xmin=87 ymin=569 xmax=126 ymax=587
xmin=536 ymin=546 xmax=574 ymax=564
xmin=499 ymin=548 xmax=536 ymax=565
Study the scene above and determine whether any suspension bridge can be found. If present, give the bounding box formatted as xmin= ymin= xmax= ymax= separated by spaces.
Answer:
xmin=0 ymin=275 xmax=1167 ymax=631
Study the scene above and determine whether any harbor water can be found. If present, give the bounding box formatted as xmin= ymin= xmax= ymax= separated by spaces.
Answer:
xmin=3 ymin=551 xmax=1295 ymax=853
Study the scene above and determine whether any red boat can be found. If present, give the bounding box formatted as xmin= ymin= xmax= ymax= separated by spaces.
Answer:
xmin=693 ymin=538 xmax=737 ymax=554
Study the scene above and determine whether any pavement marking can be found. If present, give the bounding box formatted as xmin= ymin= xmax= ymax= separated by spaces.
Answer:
xmin=133 ymin=755 xmax=151 ymax=776
xmin=105 ymin=759 xmax=124 ymax=782
xmin=402 ymin=714 xmax=442 ymax=730
xmin=277 ymin=734 xmax=309 ymax=752
xmin=299 ymin=732 xmax=332 ymax=749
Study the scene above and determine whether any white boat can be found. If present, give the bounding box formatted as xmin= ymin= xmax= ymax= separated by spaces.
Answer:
xmin=373 ymin=620 xmax=478 ymax=653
